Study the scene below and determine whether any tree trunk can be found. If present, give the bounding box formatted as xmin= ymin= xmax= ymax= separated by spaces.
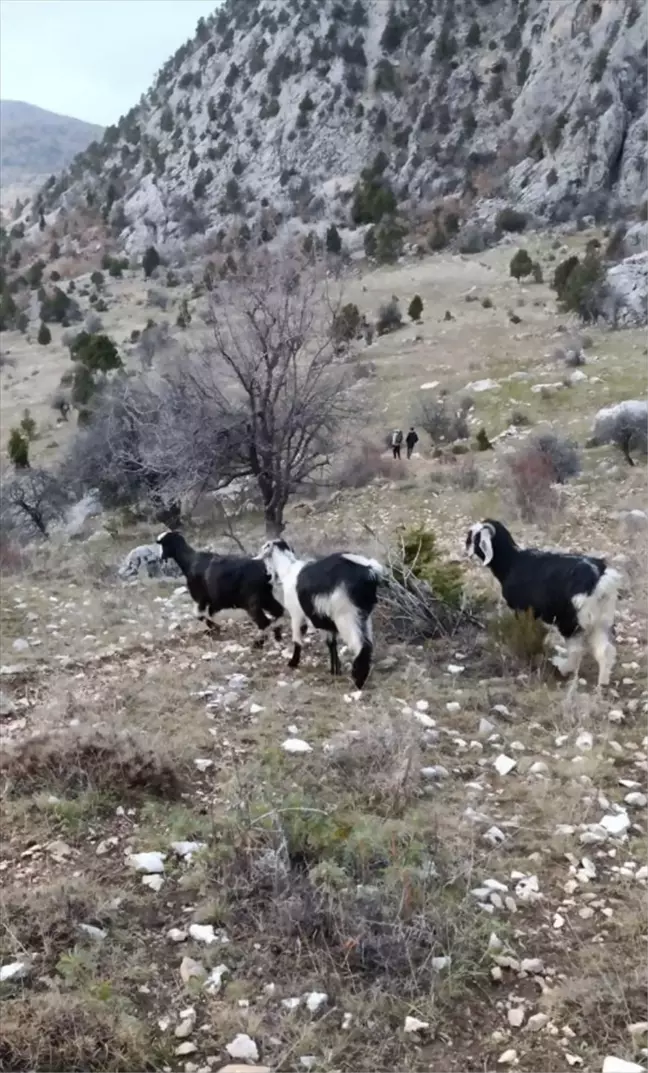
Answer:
xmin=264 ymin=504 xmax=285 ymax=538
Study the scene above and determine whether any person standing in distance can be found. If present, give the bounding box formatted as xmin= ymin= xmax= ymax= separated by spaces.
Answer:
xmin=405 ymin=427 xmax=419 ymax=459
xmin=391 ymin=429 xmax=403 ymax=459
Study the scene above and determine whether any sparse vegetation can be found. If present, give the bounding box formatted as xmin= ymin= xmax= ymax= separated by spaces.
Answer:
xmin=496 ymin=207 xmax=528 ymax=233
xmin=37 ymin=321 xmax=52 ymax=345
xmin=408 ymin=294 xmax=423 ymax=321
xmin=7 ymin=427 xmax=30 ymax=467
xmin=553 ymin=251 xmax=607 ymax=322
xmin=376 ymin=296 xmax=403 ymax=335
xmin=510 ymin=249 xmax=534 ymax=280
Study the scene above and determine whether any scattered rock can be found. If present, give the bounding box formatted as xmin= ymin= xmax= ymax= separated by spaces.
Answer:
xmin=527 ymin=1013 xmax=549 ymax=1031
xmin=141 ymin=874 xmax=164 ymax=892
xmin=225 ymin=1034 xmax=259 ymax=1063
xmin=305 ymin=991 xmax=328 ymax=1013
xmin=497 ymin=1049 xmax=518 ymax=1065
xmin=0 ymin=690 xmax=16 ymax=718
xmin=205 ymin=964 xmax=229 ymax=994
xmin=601 ymin=1058 xmax=646 ymax=1073
xmin=494 ymin=754 xmax=517 ymax=776
xmin=0 ymin=960 xmax=30 ymax=983
xmin=404 ymin=1016 xmax=430 ymax=1033
xmin=180 ymin=956 xmax=207 ymax=985
xmin=127 ymin=851 xmax=166 ymax=873
xmin=508 ymin=1008 xmax=525 ymax=1028
xmin=282 ymin=738 xmax=313 ymax=754
xmin=188 ymin=924 xmax=218 ymax=945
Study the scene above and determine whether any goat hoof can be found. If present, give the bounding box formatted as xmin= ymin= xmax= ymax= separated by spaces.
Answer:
xmin=287 ymin=658 xmax=299 ymax=669
xmin=273 ymin=626 xmax=283 ymax=642
xmin=252 ymin=636 xmax=265 ymax=650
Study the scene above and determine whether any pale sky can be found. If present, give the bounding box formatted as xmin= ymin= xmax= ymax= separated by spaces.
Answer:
xmin=0 ymin=0 xmax=219 ymax=126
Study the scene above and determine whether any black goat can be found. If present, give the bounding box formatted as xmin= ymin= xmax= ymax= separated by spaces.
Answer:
xmin=157 ymin=530 xmax=284 ymax=647
xmin=466 ymin=519 xmax=621 ymax=687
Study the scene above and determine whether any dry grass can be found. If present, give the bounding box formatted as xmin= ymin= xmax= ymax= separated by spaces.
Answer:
xmin=0 ymin=727 xmax=187 ymax=799
xmin=0 ymin=229 xmax=646 ymax=1072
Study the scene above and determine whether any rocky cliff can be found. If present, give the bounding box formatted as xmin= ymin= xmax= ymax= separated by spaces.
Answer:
xmin=29 ymin=0 xmax=647 ymax=257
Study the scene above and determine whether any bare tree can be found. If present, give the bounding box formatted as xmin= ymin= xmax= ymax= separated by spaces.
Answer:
xmin=204 ymin=252 xmax=359 ymax=534
xmin=1 ymin=469 xmax=69 ymax=540
xmin=64 ymin=253 xmax=361 ymax=533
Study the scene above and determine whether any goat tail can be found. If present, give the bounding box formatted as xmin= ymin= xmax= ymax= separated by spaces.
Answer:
xmin=573 ymin=566 xmax=622 ymax=632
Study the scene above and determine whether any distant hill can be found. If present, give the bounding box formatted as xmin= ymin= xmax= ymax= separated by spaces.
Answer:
xmin=0 ymin=100 xmax=103 ymax=185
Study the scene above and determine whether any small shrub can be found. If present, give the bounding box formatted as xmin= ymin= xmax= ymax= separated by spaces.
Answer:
xmin=19 ymin=409 xmax=37 ymax=441
xmin=496 ymin=207 xmax=527 ymax=233
xmin=90 ymin=270 xmax=104 ymax=289
xmin=332 ymin=303 xmax=361 ymax=344
xmin=552 ymin=254 xmax=579 ymax=296
xmin=489 ymin=608 xmax=547 ymax=666
xmin=176 ymin=298 xmax=191 ymax=328
xmin=418 ymin=397 xmax=468 ymax=444
xmin=142 ymin=245 xmax=161 ymax=279
xmin=325 ymin=224 xmax=342 ymax=254
xmin=481 ymin=296 xmax=493 ymax=309
xmin=555 ymin=252 xmax=606 ymax=323
xmin=337 ymin=443 xmax=405 ymax=488
xmin=8 ymin=428 xmax=29 ymax=468
xmin=395 ymin=526 xmax=464 ymax=608
xmin=511 ymin=409 xmax=532 ymax=426
xmin=475 ymin=427 xmax=493 ymax=451
xmin=531 ymin=432 xmax=581 ymax=483
xmin=591 ymin=47 xmax=608 ymax=82
xmin=376 ymin=297 xmax=403 ymax=336
xmin=605 ymin=224 xmax=626 ymax=263
xmin=37 ymin=322 xmax=52 ymax=345
xmin=510 ymin=249 xmax=534 ymax=280
xmin=503 ymin=446 xmax=557 ymax=521
xmin=408 ymin=294 xmax=423 ymax=321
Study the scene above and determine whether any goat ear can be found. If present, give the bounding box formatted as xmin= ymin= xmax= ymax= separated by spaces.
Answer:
xmin=478 ymin=525 xmax=494 ymax=566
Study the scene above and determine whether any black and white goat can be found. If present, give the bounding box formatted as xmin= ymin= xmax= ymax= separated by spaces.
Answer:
xmin=465 ymin=519 xmax=621 ymax=687
xmin=157 ymin=530 xmax=284 ymax=646
xmin=259 ymin=539 xmax=385 ymax=689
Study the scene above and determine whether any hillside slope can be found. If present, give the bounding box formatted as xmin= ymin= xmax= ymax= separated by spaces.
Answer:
xmin=30 ymin=0 xmax=648 ymax=256
xmin=0 ymin=100 xmax=103 ymax=185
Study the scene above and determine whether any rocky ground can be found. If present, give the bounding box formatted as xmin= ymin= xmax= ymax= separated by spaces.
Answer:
xmin=1 ymin=232 xmax=647 ymax=1073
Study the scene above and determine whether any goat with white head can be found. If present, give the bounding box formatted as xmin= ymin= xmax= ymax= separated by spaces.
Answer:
xmin=259 ymin=538 xmax=385 ymax=689
xmin=466 ymin=519 xmax=621 ymax=687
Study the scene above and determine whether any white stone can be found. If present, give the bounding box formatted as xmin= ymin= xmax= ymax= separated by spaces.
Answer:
xmin=601 ymin=1058 xmax=646 ymax=1073
xmin=415 ymin=699 xmax=430 ymax=711
xmin=225 ymin=1035 xmax=259 ymax=1063
xmin=413 ymin=711 xmax=436 ymax=728
xmin=447 ymin=664 xmax=465 ymax=675
xmin=175 ymin=1016 xmax=195 ymax=1039
xmin=281 ymin=997 xmax=301 ymax=1011
xmin=527 ymin=1013 xmax=549 ymax=1031
xmin=167 ymin=928 xmax=188 ymax=943
xmin=575 ymin=731 xmax=593 ymax=751
xmin=78 ymin=923 xmax=107 ymax=941
xmin=494 ymin=754 xmax=517 ymax=776
xmin=466 ymin=378 xmax=500 ymax=393
xmin=600 ymin=811 xmax=631 ymax=836
xmin=446 ymin=701 xmax=461 ymax=713
xmin=484 ymin=826 xmax=506 ymax=846
xmin=194 ymin=758 xmax=214 ymax=771
xmin=175 ymin=1042 xmax=197 ymax=1056
xmin=142 ymin=874 xmax=164 ymax=892
xmin=520 ymin=958 xmax=544 ymax=974
xmin=127 ymin=850 xmax=166 ymax=874
xmin=625 ymin=792 xmax=647 ymax=808
xmin=204 ymin=963 xmax=229 ymax=994
xmin=305 ymin=991 xmax=328 ymax=1013
xmin=12 ymin=638 xmax=29 ymax=651
xmin=404 ymin=1016 xmax=430 ymax=1033
xmin=497 ymin=1049 xmax=518 ymax=1065
xmin=171 ymin=841 xmax=206 ymax=859
xmin=508 ymin=1007 xmax=525 ymax=1028
xmin=179 ymin=956 xmax=206 ymax=985
xmin=249 ymin=703 xmax=264 ymax=715
xmin=479 ymin=718 xmax=495 ymax=736
xmin=0 ymin=960 xmax=29 ymax=982
xmin=282 ymin=738 xmax=312 ymax=754
xmin=188 ymin=924 xmax=217 ymax=945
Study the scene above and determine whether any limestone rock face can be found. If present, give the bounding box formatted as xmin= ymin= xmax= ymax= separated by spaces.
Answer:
xmin=25 ymin=0 xmax=647 ymax=255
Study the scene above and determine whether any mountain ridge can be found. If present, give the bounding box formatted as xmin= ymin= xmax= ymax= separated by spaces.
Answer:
xmin=23 ymin=0 xmax=647 ymax=258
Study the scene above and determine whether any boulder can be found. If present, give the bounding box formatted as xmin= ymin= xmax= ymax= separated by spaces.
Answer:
xmin=602 ymin=252 xmax=648 ymax=328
